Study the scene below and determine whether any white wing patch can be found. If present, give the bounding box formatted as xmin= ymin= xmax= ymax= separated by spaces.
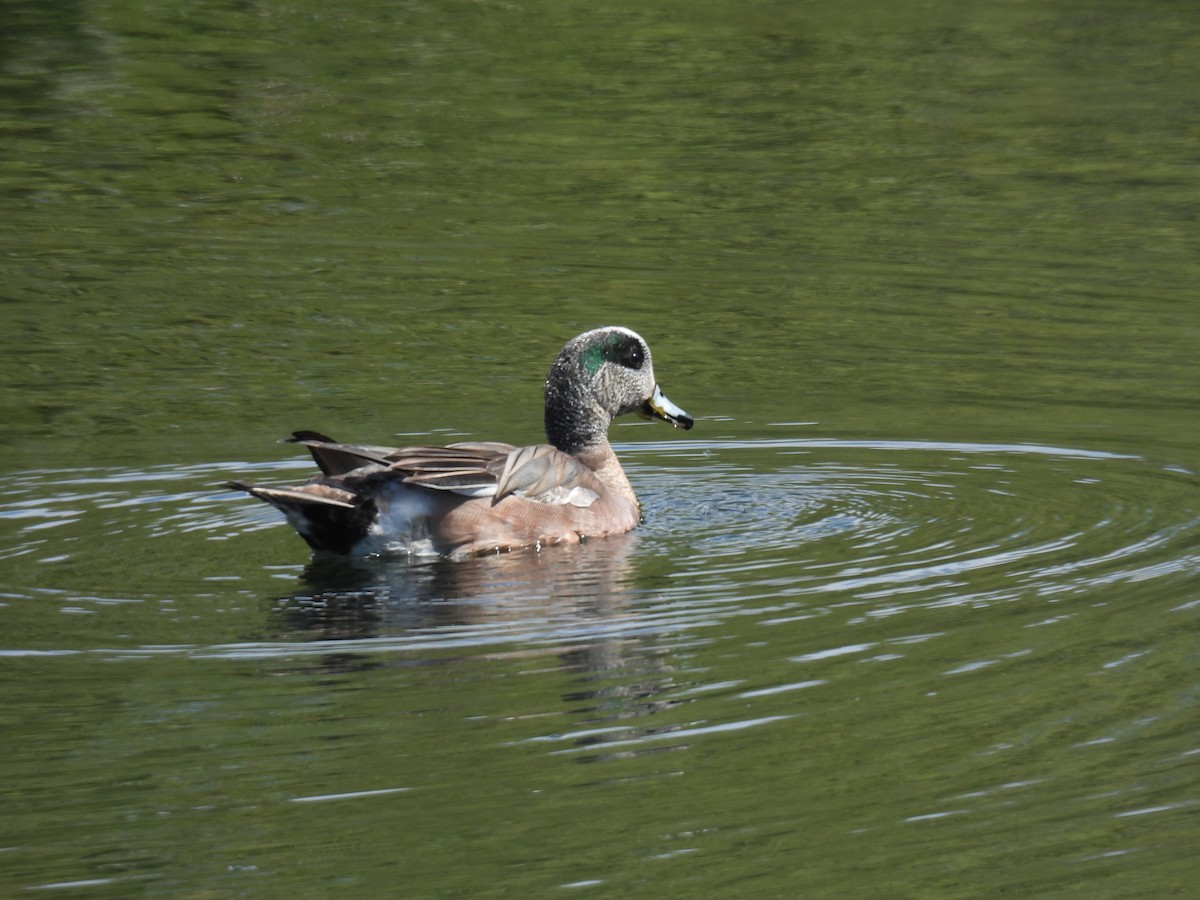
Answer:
xmin=535 ymin=484 xmax=600 ymax=508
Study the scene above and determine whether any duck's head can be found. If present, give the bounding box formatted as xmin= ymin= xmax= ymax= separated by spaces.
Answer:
xmin=544 ymin=326 xmax=693 ymax=454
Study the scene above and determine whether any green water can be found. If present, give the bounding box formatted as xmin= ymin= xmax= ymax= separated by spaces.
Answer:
xmin=3 ymin=1 xmax=1200 ymax=896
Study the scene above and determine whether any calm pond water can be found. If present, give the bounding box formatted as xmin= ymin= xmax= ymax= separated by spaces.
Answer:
xmin=3 ymin=0 xmax=1200 ymax=896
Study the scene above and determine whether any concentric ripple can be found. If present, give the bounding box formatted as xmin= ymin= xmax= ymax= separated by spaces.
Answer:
xmin=0 ymin=438 xmax=1197 ymax=656
xmin=630 ymin=437 xmax=1200 ymax=627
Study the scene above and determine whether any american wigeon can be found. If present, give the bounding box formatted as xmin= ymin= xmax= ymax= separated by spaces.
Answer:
xmin=230 ymin=326 xmax=694 ymax=557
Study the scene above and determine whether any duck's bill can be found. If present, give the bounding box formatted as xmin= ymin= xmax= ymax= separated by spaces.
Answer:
xmin=640 ymin=385 xmax=694 ymax=430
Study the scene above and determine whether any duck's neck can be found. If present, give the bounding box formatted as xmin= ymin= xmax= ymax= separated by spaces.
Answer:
xmin=544 ymin=365 xmax=608 ymax=455
xmin=544 ymin=370 xmax=638 ymax=510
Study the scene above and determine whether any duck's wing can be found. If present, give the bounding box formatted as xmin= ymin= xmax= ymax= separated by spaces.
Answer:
xmin=381 ymin=443 xmax=516 ymax=497
xmin=285 ymin=432 xmax=395 ymax=477
xmin=390 ymin=442 xmax=598 ymax=507
xmin=285 ymin=434 xmax=599 ymax=507
xmin=489 ymin=444 xmax=600 ymax=507
xmin=284 ymin=433 xmax=514 ymax=480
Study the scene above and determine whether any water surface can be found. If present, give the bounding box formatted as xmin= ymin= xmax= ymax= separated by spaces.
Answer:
xmin=3 ymin=1 xmax=1200 ymax=896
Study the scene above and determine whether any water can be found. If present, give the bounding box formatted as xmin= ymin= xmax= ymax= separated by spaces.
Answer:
xmin=4 ymin=1 xmax=1200 ymax=896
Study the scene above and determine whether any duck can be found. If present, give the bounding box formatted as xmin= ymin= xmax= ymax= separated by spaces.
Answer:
xmin=228 ymin=326 xmax=694 ymax=558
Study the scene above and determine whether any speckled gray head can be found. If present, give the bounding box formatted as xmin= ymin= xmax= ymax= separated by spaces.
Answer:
xmin=544 ymin=326 xmax=693 ymax=454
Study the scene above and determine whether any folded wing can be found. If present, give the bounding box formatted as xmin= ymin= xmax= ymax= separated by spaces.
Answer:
xmin=287 ymin=433 xmax=599 ymax=507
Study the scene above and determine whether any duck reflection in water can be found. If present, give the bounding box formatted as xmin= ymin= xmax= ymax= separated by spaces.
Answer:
xmin=280 ymin=531 xmax=640 ymax=634
xmin=272 ymin=534 xmax=688 ymax=760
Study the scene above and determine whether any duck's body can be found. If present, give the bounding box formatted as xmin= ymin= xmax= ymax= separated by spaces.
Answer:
xmin=229 ymin=327 xmax=693 ymax=558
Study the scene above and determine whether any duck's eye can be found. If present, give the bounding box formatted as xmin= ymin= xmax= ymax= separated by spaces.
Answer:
xmin=619 ymin=342 xmax=645 ymax=370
